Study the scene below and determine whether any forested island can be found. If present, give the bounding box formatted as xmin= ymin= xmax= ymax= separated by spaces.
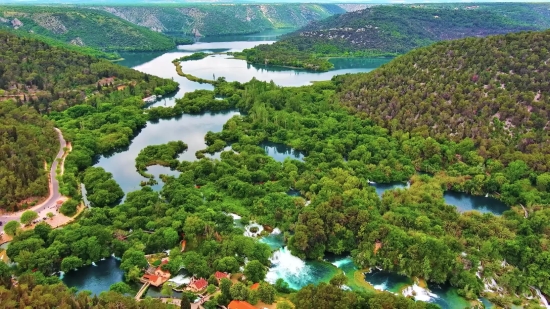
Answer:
xmin=236 ymin=4 xmax=550 ymax=71
xmin=2 ymin=9 xmax=550 ymax=309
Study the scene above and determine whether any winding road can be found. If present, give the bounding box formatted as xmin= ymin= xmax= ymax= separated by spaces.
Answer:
xmin=0 ymin=128 xmax=66 ymax=232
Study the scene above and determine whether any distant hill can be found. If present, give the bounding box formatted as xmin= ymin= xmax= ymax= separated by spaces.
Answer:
xmin=236 ymin=4 xmax=550 ymax=71
xmin=0 ymin=6 xmax=178 ymax=52
xmin=95 ymin=4 xmax=345 ymax=36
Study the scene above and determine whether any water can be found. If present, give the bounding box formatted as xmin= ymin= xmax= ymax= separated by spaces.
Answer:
xmin=365 ymin=269 xmax=412 ymax=293
xmin=96 ymin=111 xmax=239 ymax=194
xmin=107 ymin=34 xmax=386 ymax=194
xmin=370 ymin=182 xmax=409 ymax=197
xmin=428 ymin=283 xmax=472 ymax=309
xmin=266 ymin=247 xmax=337 ymax=290
xmin=262 ymin=141 xmax=305 ymax=162
xmin=259 ymin=229 xmax=285 ymax=250
xmin=443 ymin=191 xmax=510 ymax=215
xmin=480 ymin=297 xmax=495 ymax=308
xmin=287 ymin=189 xmax=301 ymax=197
xmin=62 ymin=257 xmax=124 ymax=296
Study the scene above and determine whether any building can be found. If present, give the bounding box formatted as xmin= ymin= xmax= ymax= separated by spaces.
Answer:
xmin=140 ymin=257 xmax=171 ymax=287
xmin=250 ymin=283 xmax=260 ymax=290
xmin=214 ymin=271 xmax=230 ymax=283
xmin=187 ymin=277 xmax=208 ymax=292
xmin=228 ymin=300 xmax=256 ymax=309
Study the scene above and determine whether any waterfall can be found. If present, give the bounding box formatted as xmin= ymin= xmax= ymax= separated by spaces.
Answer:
xmin=59 ymin=271 xmax=65 ymax=280
xmin=330 ymin=256 xmax=353 ymax=269
xmin=111 ymin=253 xmax=122 ymax=261
xmin=266 ymin=247 xmax=310 ymax=290
xmin=169 ymin=274 xmax=192 ymax=286
xmin=91 ymin=262 xmax=97 ymax=266
xmin=225 ymin=213 xmax=242 ymax=220
xmin=533 ymin=287 xmax=550 ymax=308
xmin=271 ymin=228 xmax=282 ymax=235
xmin=402 ymin=283 xmax=439 ymax=302
xmin=367 ymin=179 xmax=376 ymax=184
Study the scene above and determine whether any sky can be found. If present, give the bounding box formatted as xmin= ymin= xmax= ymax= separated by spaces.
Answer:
xmin=1 ymin=0 xmax=549 ymax=3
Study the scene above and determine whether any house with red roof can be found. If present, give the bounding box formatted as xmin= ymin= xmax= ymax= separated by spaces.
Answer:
xmin=228 ymin=300 xmax=256 ymax=309
xmin=188 ymin=277 xmax=208 ymax=292
xmin=250 ymin=282 xmax=260 ymax=290
xmin=214 ymin=271 xmax=230 ymax=283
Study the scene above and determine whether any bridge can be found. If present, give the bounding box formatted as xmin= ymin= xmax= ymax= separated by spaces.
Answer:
xmin=135 ymin=282 xmax=150 ymax=300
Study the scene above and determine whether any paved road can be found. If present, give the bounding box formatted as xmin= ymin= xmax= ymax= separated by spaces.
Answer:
xmin=0 ymin=128 xmax=66 ymax=232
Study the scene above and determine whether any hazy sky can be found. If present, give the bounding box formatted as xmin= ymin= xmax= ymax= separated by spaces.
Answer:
xmin=2 ymin=0 xmax=549 ymax=3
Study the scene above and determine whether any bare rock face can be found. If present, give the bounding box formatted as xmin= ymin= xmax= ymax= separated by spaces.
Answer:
xmin=32 ymin=14 xmax=67 ymax=34
xmin=70 ymin=37 xmax=85 ymax=46
xmin=11 ymin=18 xmax=23 ymax=29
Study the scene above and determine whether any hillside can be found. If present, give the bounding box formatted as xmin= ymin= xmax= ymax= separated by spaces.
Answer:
xmin=0 ymin=6 xmax=178 ymax=52
xmin=336 ymin=30 xmax=550 ymax=173
xmin=237 ymin=4 xmax=550 ymax=71
xmin=96 ymin=4 xmax=345 ymax=36
xmin=0 ymin=31 xmax=178 ymax=210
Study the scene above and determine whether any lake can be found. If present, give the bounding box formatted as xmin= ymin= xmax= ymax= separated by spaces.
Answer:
xmin=100 ymin=36 xmax=386 ymax=195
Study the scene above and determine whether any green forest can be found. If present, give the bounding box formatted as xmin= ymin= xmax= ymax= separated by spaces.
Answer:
xmin=0 ymin=30 xmax=178 ymax=209
xmin=236 ymin=4 xmax=550 ymax=71
xmin=2 ymin=11 xmax=550 ymax=309
xmin=0 ymin=6 xmax=179 ymax=52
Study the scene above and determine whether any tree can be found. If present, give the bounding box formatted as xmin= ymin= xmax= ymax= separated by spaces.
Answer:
xmin=120 ymin=249 xmax=147 ymax=273
xmin=20 ymin=211 xmax=38 ymax=225
xmin=47 ymin=212 xmax=54 ymax=220
xmin=230 ymin=282 xmax=249 ymax=301
xmin=258 ymin=283 xmax=276 ymax=304
xmin=60 ymin=256 xmax=83 ymax=272
xmin=329 ymin=273 xmax=348 ymax=288
xmin=276 ymin=301 xmax=294 ymax=309
xmin=215 ymin=256 xmax=240 ymax=273
xmin=243 ymin=260 xmax=266 ymax=283
xmin=181 ymin=293 xmax=191 ymax=309
xmin=4 ymin=221 xmax=20 ymax=236
xmin=60 ymin=199 xmax=79 ymax=216
xmin=110 ymin=282 xmax=132 ymax=294
xmin=161 ymin=283 xmax=172 ymax=296
xmin=207 ymin=284 xmax=217 ymax=294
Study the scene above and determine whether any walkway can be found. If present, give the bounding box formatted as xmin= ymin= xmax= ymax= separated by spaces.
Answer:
xmin=135 ymin=282 xmax=151 ymax=300
xmin=0 ymin=128 xmax=67 ymax=232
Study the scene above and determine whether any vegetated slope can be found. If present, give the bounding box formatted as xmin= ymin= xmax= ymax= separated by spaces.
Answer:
xmin=0 ymin=31 xmax=178 ymax=210
xmin=97 ymin=4 xmax=345 ymax=36
xmin=0 ymin=6 xmax=176 ymax=51
xmin=238 ymin=4 xmax=549 ymax=70
xmin=336 ymin=30 xmax=550 ymax=171
xmin=0 ymin=102 xmax=58 ymax=210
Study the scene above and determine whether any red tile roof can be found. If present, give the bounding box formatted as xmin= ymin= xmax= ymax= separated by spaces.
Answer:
xmin=190 ymin=278 xmax=208 ymax=290
xmin=250 ymin=283 xmax=260 ymax=290
xmin=215 ymin=271 xmax=229 ymax=280
xmin=228 ymin=300 xmax=256 ymax=309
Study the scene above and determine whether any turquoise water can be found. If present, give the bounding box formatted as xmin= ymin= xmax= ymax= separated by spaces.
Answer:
xmin=364 ymin=269 xmax=412 ymax=293
xmin=260 ymin=232 xmax=285 ymax=250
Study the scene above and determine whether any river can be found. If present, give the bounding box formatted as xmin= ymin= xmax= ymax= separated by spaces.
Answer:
xmin=67 ymin=31 xmax=500 ymax=308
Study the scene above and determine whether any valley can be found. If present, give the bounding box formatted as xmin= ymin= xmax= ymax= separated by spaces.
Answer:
xmin=1 ymin=3 xmax=550 ymax=309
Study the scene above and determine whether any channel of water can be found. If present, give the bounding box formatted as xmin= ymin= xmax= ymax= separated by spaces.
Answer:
xmin=62 ymin=31 xmax=504 ymax=308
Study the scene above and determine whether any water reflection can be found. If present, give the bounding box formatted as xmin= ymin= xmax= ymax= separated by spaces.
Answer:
xmin=62 ymin=257 xmax=123 ymax=296
xmin=443 ymin=191 xmax=510 ymax=215
xmin=262 ymin=141 xmax=305 ymax=162
xmin=96 ymin=111 xmax=240 ymax=194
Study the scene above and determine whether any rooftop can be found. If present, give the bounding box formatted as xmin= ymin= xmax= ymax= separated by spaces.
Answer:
xmin=228 ymin=300 xmax=256 ymax=309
